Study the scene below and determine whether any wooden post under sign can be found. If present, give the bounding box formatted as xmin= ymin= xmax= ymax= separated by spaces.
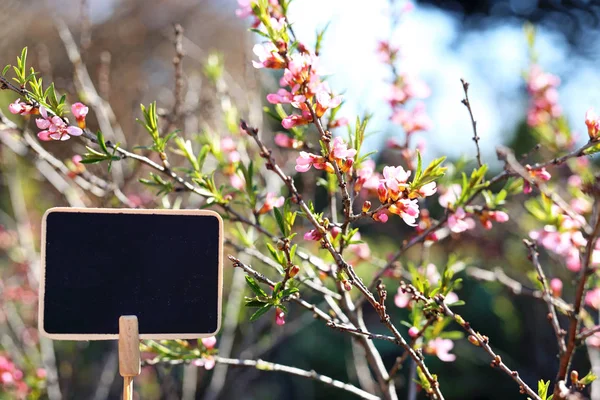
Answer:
xmin=119 ymin=316 xmax=141 ymax=400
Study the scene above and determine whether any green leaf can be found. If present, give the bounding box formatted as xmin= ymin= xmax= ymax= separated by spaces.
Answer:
xmin=2 ymin=64 xmax=10 ymax=76
xmin=245 ymin=276 xmax=267 ymax=297
xmin=580 ymin=371 xmax=597 ymax=386
xmin=250 ymin=304 xmax=272 ymax=321
xmin=538 ymin=380 xmax=550 ymax=400
xmin=245 ymin=298 xmax=266 ymax=308
xmin=280 ymin=287 xmax=299 ymax=298
xmin=273 ymin=207 xmax=286 ymax=236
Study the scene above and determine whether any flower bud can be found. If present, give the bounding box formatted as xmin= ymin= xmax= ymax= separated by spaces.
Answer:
xmin=468 ymin=335 xmax=480 ymax=346
xmin=342 ymin=279 xmax=352 ymax=292
xmin=571 ymin=370 xmax=579 ymax=384
xmin=289 ymin=265 xmax=300 ymax=278
xmin=550 ymin=278 xmax=563 ymax=297
xmin=377 ymin=182 xmax=388 ymax=203
xmin=275 ymin=308 xmax=286 ymax=326
xmin=362 ymin=201 xmax=372 ymax=213
xmin=408 ymin=326 xmax=419 ymax=338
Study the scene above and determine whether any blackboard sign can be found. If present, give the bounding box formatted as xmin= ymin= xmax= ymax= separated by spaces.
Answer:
xmin=39 ymin=208 xmax=223 ymax=340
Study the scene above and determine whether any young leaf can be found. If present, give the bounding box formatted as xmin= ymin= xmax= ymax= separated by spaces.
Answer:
xmin=250 ymin=304 xmax=272 ymax=321
xmin=245 ymin=276 xmax=267 ymax=297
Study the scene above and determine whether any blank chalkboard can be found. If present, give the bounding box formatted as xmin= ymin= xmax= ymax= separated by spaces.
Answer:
xmin=39 ymin=208 xmax=223 ymax=340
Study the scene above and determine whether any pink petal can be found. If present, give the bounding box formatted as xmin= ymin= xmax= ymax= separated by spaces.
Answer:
xmin=37 ymin=131 xmax=51 ymax=141
xmin=66 ymin=126 xmax=83 ymax=136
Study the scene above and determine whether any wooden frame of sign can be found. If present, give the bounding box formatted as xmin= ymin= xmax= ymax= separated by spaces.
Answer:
xmin=39 ymin=207 xmax=223 ymax=399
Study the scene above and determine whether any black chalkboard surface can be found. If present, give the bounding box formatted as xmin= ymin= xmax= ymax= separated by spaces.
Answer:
xmin=39 ymin=208 xmax=223 ymax=340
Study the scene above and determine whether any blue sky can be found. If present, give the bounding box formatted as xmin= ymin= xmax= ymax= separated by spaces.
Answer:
xmin=287 ymin=0 xmax=600 ymax=164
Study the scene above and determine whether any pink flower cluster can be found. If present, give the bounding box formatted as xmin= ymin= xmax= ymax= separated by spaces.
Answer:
xmin=36 ymin=105 xmax=86 ymax=142
xmin=8 ymin=98 xmax=33 ymax=115
xmin=295 ymin=136 xmax=356 ymax=174
xmin=523 ymin=165 xmax=551 ymax=194
xmin=258 ymin=192 xmax=284 ymax=215
xmin=378 ymin=38 xmax=432 ymax=138
xmin=526 ymin=65 xmax=562 ymax=127
xmin=529 ymin=212 xmax=593 ymax=272
xmin=376 ymin=166 xmax=435 ymax=226
xmin=0 ymin=355 xmax=30 ymax=397
xmin=438 ymin=184 xmax=509 ymax=232
xmin=193 ymin=336 xmax=217 ymax=370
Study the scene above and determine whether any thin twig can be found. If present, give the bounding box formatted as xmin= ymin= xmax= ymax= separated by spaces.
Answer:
xmin=460 ymin=79 xmax=482 ymax=167
xmin=434 ymin=296 xmax=541 ymax=400
xmin=145 ymin=356 xmax=380 ymax=400
xmin=524 ymin=239 xmax=567 ymax=355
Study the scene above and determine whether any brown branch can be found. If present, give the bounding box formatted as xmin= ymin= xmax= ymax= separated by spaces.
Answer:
xmin=240 ymin=121 xmax=443 ymax=399
xmin=434 ymin=296 xmax=541 ymax=400
xmin=365 ymin=139 xmax=600 ymax=296
xmin=169 ymin=23 xmax=185 ymax=133
xmin=524 ymin=239 xmax=567 ymax=355
xmin=466 ymin=266 xmax=572 ymax=313
xmin=460 ymin=79 xmax=482 ymax=167
xmin=553 ymin=207 xmax=600 ymax=399
xmin=577 ymin=325 xmax=600 ymax=343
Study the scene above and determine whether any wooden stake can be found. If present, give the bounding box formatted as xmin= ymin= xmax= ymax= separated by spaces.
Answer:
xmin=119 ymin=316 xmax=140 ymax=400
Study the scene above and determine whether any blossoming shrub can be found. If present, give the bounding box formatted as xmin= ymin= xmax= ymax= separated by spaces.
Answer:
xmin=2 ymin=1 xmax=600 ymax=399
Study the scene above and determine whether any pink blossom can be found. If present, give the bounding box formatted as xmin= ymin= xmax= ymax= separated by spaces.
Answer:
xmin=193 ymin=356 xmax=215 ymax=370
xmin=221 ymin=136 xmax=237 ymax=153
xmin=479 ymin=210 xmax=509 ymax=230
xmin=1 ymin=371 xmax=13 ymax=384
xmin=304 ymin=229 xmax=322 ymax=241
xmin=394 ymin=288 xmax=411 ymax=308
xmin=36 ymin=106 xmax=83 ymax=141
xmin=448 ymin=207 xmax=475 ymax=233
xmin=282 ymin=111 xmax=312 ymax=129
xmin=586 ymin=288 xmax=600 ymax=309
xmin=275 ymin=307 xmax=286 ymax=326
xmin=274 ymin=133 xmax=300 ymax=148
xmin=235 ymin=0 xmax=254 ymax=18
xmin=8 ymin=98 xmax=32 ymax=115
xmin=523 ymin=166 xmax=551 ymax=194
xmin=354 ymin=160 xmax=375 ymax=191
xmin=389 ymin=198 xmax=419 ymax=226
xmin=266 ymin=88 xmax=305 ymax=106
xmin=438 ymin=184 xmax=462 ymax=208
xmin=348 ymin=232 xmax=371 ymax=260
xmin=418 ymin=182 xmax=437 ymax=197
xmin=71 ymin=102 xmax=88 ymax=128
xmin=330 ymin=136 xmax=357 ymax=162
xmin=315 ymin=90 xmax=342 ymax=117
xmin=445 ymin=292 xmax=459 ymax=305
xmin=201 ymin=336 xmax=217 ymax=349
xmin=258 ymin=193 xmax=284 ymax=215
xmin=330 ymin=117 xmax=349 ymax=128
xmin=230 ymin=173 xmax=245 ymax=190
xmin=426 ymin=338 xmax=456 ymax=362
xmin=391 ymin=102 xmax=432 ymax=134
xmin=295 ymin=152 xmax=319 ymax=172
xmin=252 ymin=43 xmax=286 ymax=69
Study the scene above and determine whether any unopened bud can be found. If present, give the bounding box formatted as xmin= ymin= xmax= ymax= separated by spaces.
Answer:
xmin=571 ymin=370 xmax=579 ymax=384
xmin=408 ymin=326 xmax=419 ymax=338
xmin=362 ymin=201 xmax=372 ymax=213
xmin=342 ymin=279 xmax=352 ymax=292
xmin=289 ymin=265 xmax=300 ymax=278
xmin=468 ymin=335 xmax=480 ymax=346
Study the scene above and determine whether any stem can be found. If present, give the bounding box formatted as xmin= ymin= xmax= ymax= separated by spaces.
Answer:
xmin=553 ymin=208 xmax=600 ymax=398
